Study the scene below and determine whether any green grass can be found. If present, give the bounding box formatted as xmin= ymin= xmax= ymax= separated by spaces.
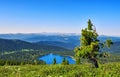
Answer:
xmin=0 ymin=62 xmax=120 ymax=77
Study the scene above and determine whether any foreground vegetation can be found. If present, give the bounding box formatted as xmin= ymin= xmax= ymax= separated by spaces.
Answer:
xmin=0 ymin=62 xmax=120 ymax=77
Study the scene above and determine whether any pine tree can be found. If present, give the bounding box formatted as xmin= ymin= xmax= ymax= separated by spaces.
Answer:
xmin=66 ymin=60 xmax=69 ymax=65
xmin=62 ymin=58 xmax=66 ymax=65
xmin=53 ymin=58 xmax=56 ymax=65
xmin=74 ymin=19 xmax=113 ymax=68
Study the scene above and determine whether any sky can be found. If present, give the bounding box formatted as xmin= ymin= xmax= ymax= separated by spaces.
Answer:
xmin=0 ymin=0 xmax=120 ymax=36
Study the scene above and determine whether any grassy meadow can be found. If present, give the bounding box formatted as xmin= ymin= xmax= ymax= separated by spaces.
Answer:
xmin=0 ymin=62 xmax=120 ymax=77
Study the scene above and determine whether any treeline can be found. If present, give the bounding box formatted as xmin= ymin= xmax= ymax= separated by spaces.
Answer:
xmin=0 ymin=60 xmax=23 ymax=65
xmin=0 ymin=49 xmax=74 ymax=66
xmin=0 ymin=50 xmax=47 ymax=66
xmin=99 ymin=53 xmax=120 ymax=63
xmin=53 ymin=57 xmax=70 ymax=65
xmin=0 ymin=59 xmax=44 ymax=66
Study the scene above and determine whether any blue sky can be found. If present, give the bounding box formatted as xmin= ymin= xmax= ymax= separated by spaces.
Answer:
xmin=0 ymin=0 xmax=120 ymax=36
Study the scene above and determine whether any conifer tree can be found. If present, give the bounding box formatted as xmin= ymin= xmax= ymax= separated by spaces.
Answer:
xmin=53 ymin=58 xmax=56 ymax=65
xmin=66 ymin=60 xmax=69 ymax=65
xmin=62 ymin=58 xmax=66 ymax=65
xmin=74 ymin=19 xmax=113 ymax=68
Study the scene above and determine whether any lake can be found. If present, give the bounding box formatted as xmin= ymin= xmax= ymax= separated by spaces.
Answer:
xmin=39 ymin=53 xmax=75 ymax=64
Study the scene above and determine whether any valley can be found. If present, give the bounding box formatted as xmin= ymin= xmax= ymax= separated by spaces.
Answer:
xmin=0 ymin=33 xmax=120 ymax=66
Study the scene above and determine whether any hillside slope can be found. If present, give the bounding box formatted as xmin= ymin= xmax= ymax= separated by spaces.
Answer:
xmin=0 ymin=39 xmax=70 ymax=52
xmin=36 ymin=41 xmax=76 ymax=50
xmin=101 ymin=42 xmax=120 ymax=53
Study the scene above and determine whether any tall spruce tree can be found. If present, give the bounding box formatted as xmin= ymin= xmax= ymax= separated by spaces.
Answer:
xmin=74 ymin=19 xmax=113 ymax=68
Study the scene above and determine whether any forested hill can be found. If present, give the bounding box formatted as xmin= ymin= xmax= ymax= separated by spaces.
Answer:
xmin=0 ymin=39 xmax=70 ymax=52
xmin=101 ymin=42 xmax=120 ymax=53
xmin=0 ymin=33 xmax=120 ymax=53
xmin=36 ymin=41 xmax=76 ymax=50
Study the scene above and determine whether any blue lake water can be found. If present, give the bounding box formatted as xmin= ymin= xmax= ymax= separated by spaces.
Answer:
xmin=39 ymin=53 xmax=75 ymax=64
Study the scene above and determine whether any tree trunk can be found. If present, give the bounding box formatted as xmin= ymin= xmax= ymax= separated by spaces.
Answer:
xmin=93 ymin=58 xmax=99 ymax=68
xmin=90 ymin=58 xmax=99 ymax=68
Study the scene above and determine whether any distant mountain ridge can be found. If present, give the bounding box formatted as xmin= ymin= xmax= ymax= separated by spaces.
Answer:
xmin=0 ymin=39 xmax=70 ymax=52
xmin=0 ymin=33 xmax=120 ymax=43
xmin=36 ymin=41 xmax=76 ymax=50
xmin=0 ymin=33 xmax=120 ymax=53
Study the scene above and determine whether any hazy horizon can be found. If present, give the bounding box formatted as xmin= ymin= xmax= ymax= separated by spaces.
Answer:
xmin=0 ymin=32 xmax=120 ymax=37
xmin=0 ymin=0 xmax=120 ymax=36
